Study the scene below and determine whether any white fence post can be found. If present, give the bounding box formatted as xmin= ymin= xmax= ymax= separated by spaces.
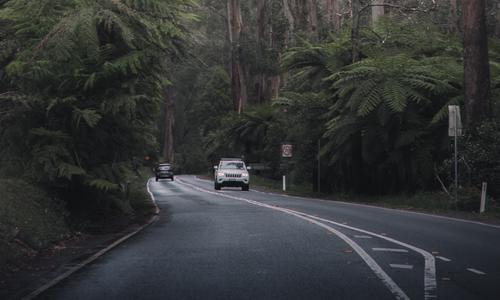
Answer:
xmin=480 ymin=182 xmax=487 ymax=214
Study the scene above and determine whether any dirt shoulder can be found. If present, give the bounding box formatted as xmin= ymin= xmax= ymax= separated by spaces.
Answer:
xmin=0 ymin=179 xmax=157 ymax=300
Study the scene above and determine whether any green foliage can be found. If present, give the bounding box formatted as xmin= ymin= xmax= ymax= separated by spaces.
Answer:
xmin=323 ymin=53 xmax=462 ymax=192
xmin=462 ymin=121 xmax=500 ymax=198
xmin=0 ymin=0 xmax=194 ymax=211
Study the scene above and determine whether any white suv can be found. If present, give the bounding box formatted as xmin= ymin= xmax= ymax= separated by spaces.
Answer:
xmin=214 ymin=158 xmax=250 ymax=191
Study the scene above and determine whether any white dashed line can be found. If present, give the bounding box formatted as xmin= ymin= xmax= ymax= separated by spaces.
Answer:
xmin=467 ymin=268 xmax=486 ymax=275
xmin=390 ymin=264 xmax=414 ymax=270
xmin=354 ymin=235 xmax=373 ymax=239
xmin=435 ymin=256 xmax=451 ymax=262
xmin=373 ymin=248 xmax=409 ymax=253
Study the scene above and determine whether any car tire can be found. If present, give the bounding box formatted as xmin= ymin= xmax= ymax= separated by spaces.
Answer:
xmin=155 ymin=177 xmax=159 ymax=182
xmin=215 ymin=183 xmax=221 ymax=190
xmin=171 ymin=177 xmax=174 ymax=181
xmin=242 ymin=184 xmax=249 ymax=191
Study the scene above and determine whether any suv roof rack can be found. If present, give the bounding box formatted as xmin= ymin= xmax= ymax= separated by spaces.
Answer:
xmin=220 ymin=158 xmax=243 ymax=161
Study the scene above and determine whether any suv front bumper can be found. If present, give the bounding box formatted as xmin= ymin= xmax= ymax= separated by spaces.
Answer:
xmin=216 ymin=177 xmax=249 ymax=187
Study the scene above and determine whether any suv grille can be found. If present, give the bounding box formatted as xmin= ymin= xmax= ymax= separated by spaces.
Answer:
xmin=224 ymin=173 xmax=242 ymax=178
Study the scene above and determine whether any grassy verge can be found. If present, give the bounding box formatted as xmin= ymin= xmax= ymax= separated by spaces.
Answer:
xmin=0 ymin=179 xmax=71 ymax=268
xmin=0 ymin=168 xmax=155 ymax=272
xmin=244 ymin=175 xmax=500 ymax=222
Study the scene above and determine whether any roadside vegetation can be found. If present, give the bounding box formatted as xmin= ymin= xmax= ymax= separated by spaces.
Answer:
xmin=173 ymin=1 xmax=500 ymax=215
xmin=0 ymin=0 xmax=193 ymax=269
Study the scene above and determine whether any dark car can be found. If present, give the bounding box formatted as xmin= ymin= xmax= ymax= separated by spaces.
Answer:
xmin=155 ymin=163 xmax=174 ymax=181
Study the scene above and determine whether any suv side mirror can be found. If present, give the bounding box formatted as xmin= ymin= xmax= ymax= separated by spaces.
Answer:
xmin=246 ymin=166 xmax=251 ymax=170
xmin=213 ymin=166 xmax=218 ymax=170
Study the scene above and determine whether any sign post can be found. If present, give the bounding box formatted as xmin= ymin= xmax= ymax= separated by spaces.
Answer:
xmin=448 ymin=105 xmax=463 ymax=204
xmin=281 ymin=144 xmax=292 ymax=192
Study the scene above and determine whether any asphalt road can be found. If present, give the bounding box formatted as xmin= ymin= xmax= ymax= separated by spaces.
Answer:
xmin=40 ymin=175 xmax=500 ymax=300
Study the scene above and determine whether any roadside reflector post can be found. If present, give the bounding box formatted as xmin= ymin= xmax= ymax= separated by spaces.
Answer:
xmin=283 ymin=175 xmax=286 ymax=192
xmin=480 ymin=182 xmax=487 ymax=214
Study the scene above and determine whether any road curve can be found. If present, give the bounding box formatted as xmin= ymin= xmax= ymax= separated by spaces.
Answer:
xmin=39 ymin=175 xmax=500 ymax=300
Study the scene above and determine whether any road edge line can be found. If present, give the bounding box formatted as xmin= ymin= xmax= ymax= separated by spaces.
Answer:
xmin=22 ymin=178 xmax=160 ymax=300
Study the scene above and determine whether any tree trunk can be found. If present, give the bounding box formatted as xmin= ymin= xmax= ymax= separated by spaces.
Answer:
xmin=227 ymin=0 xmax=247 ymax=112
xmin=351 ymin=0 xmax=361 ymax=62
xmin=256 ymin=0 xmax=266 ymax=104
xmin=307 ymin=0 xmax=318 ymax=41
xmin=371 ymin=0 xmax=384 ymax=24
xmin=462 ymin=0 xmax=491 ymax=127
xmin=496 ymin=2 xmax=500 ymax=38
xmin=163 ymin=89 xmax=175 ymax=163
xmin=283 ymin=0 xmax=295 ymax=33
xmin=325 ymin=0 xmax=341 ymax=32
xmin=447 ymin=0 xmax=458 ymax=33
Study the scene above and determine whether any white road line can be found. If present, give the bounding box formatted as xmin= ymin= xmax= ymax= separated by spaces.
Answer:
xmin=467 ymin=268 xmax=486 ymax=275
xmin=390 ymin=264 xmax=414 ymax=270
xmin=177 ymin=179 xmax=409 ymax=300
xmin=373 ymin=248 xmax=409 ymax=253
xmin=197 ymin=174 xmax=500 ymax=231
xmin=181 ymin=176 xmax=438 ymax=300
xmin=285 ymin=211 xmax=437 ymax=300
xmin=435 ymin=256 xmax=451 ymax=262
xmin=354 ymin=235 xmax=373 ymax=239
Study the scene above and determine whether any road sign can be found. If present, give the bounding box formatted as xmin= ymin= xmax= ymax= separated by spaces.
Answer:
xmin=448 ymin=105 xmax=463 ymax=137
xmin=281 ymin=144 xmax=293 ymax=158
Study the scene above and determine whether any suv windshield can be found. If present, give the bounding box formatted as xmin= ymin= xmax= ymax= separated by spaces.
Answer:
xmin=158 ymin=165 xmax=171 ymax=170
xmin=220 ymin=162 xmax=245 ymax=170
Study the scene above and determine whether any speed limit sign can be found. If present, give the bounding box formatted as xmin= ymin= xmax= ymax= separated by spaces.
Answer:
xmin=281 ymin=144 xmax=293 ymax=158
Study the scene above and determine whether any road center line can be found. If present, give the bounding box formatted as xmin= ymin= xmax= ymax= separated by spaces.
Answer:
xmin=467 ymin=268 xmax=486 ymax=275
xmin=279 ymin=208 xmax=437 ymax=300
xmin=373 ymin=248 xmax=409 ymax=253
xmin=354 ymin=235 xmax=373 ymax=239
xmin=177 ymin=179 xmax=409 ymax=300
xmin=390 ymin=264 xmax=414 ymax=270
xmin=435 ymin=256 xmax=451 ymax=262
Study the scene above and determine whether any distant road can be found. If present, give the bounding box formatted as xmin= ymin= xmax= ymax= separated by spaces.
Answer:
xmin=41 ymin=175 xmax=500 ymax=300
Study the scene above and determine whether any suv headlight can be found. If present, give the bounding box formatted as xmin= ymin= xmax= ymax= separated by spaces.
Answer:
xmin=242 ymin=172 xmax=249 ymax=177
xmin=217 ymin=172 xmax=225 ymax=177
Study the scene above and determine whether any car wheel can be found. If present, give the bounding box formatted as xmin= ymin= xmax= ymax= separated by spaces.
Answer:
xmin=171 ymin=177 xmax=174 ymax=181
xmin=215 ymin=183 xmax=221 ymax=190
xmin=242 ymin=184 xmax=249 ymax=191
xmin=155 ymin=177 xmax=159 ymax=182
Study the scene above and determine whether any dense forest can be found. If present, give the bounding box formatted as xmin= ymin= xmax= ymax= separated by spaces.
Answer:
xmin=0 ymin=0 xmax=499 ymax=215
xmin=171 ymin=0 xmax=500 ymax=200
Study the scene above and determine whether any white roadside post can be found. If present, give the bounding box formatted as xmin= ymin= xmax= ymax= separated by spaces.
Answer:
xmin=480 ymin=182 xmax=487 ymax=214
xmin=448 ymin=105 xmax=463 ymax=204
xmin=281 ymin=144 xmax=293 ymax=192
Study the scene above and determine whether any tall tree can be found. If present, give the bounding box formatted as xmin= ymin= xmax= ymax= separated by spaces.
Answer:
xmin=351 ymin=0 xmax=361 ymax=62
xmin=228 ymin=0 xmax=247 ymax=112
xmin=325 ymin=0 xmax=341 ymax=32
xmin=462 ymin=0 xmax=491 ymax=126
xmin=448 ymin=0 xmax=458 ymax=33
xmin=371 ymin=0 xmax=384 ymax=24
xmin=256 ymin=0 xmax=267 ymax=103
xmin=307 ymin=0 xmax=319 ymax=40
xmin=163 ymin=89 xmax=175 ymax=163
